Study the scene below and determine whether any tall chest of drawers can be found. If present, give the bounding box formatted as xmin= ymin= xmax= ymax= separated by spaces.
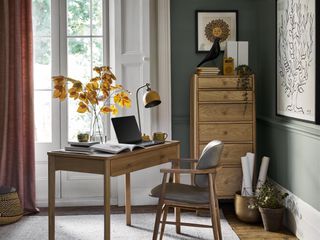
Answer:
xmin=190 ymin=74 xmax=256 ymax=199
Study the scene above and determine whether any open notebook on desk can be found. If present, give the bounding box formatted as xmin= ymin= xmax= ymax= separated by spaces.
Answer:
xmin=111 ymin=115 xmax=164 ymax=147
xmin=90 ymin=142 xmax=144 ymax=154
xmin=64 ymin=142 xmax=144 ymax=154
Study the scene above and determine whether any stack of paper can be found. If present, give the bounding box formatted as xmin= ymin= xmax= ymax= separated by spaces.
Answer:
xmin=64 ymin=141 xmax=100 ymax=153
xmin=196 ymin=67 xmax=220 ymax=77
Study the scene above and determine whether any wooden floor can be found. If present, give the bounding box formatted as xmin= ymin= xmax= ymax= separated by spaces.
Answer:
xmin=222 ymin=203 xmax=297 ymax=240
xmin=38 ymin=203 xmax=297 ymax=239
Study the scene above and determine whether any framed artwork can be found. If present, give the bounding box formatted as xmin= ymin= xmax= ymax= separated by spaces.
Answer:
xmin=276 ymin=0 xmax=320 ymax=123
xmin=196 ymin=10 xmax=238 ymax=52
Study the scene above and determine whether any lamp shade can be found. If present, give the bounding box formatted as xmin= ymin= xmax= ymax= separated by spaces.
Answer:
xmin=143 ymin=90 xmax=161 ymax=108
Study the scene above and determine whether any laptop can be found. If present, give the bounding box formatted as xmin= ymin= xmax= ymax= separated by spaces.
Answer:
xmin=111 ymin=115 xmax=164 ymax=147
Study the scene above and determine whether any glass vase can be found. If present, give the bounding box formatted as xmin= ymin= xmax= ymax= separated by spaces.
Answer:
xmin=90 ymin=113 xmax=105 ymax=143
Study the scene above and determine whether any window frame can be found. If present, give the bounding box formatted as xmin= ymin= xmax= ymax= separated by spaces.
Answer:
xmin=58 ymin=0 xmax=109 ymax=146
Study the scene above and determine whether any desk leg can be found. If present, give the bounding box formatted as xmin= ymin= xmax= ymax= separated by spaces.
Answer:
xmin=48 ymin=156 xmax=55 ymax=240
xmin=173 ymin=145 xmax=181 ymax=234
xmin=125 ymin=173 xmax=131 ymax=226
xmin=104 ymin=161 xmax=111 ymax=240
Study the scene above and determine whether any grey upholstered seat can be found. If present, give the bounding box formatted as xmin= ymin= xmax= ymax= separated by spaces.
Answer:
xmin=150 ymin=182 xmax=209 ymax=204
xmin=150 ymin=140 xmax=224 ymax=240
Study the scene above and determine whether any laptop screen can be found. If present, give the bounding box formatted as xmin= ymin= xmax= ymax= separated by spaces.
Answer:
xmin=111 ymin=116 xmax=142 ymax=144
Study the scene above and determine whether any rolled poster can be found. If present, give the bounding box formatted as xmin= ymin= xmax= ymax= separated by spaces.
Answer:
xmin=241 ymin=156 xmax=253 ymax=196
xmin=246 ymin=152 xmax=255 ymax=184
xmin=256 ymin=156 xmax=270 ymax=192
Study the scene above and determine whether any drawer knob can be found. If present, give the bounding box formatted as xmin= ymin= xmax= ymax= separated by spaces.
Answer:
xmin=223 ymin=131 xmax=228 ymax=135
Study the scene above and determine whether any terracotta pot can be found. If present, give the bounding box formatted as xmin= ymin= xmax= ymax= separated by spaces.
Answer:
xmin=234 ymin=192 xmax=261 ymax=223
xmin=259 ymin=207 xmax=284 ymax=232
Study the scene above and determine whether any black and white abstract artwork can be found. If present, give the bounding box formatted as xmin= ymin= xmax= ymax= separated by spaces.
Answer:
xmin=277 ymin=0 xmax=316 ymax=122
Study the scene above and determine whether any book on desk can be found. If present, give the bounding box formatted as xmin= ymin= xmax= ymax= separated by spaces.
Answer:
xmin=90 ymin=143 xmax=144 ymax=154
xmin=64 ymin=142 xmax=145 ymax=154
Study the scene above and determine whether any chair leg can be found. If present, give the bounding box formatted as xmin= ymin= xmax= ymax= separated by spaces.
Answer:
xmin=209 ymin=173 xmax=222 ymax=240
xmin=153 ymin=203 xmax=164 ymax=240
xmin=153 ymin=173 xmax=168 ymax=240
xmin=214 ymin=190 xmax=222 ymax=240
xmin=159 ymin=205 xmax=169 ymax=240
xmin=175 ymin=207 xmax=181 ymax=234
xmin=209 ymin=200 xmax=219 ymax=240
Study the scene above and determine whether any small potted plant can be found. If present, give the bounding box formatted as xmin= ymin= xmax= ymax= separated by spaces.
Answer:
xmin=249 ymin=181 xmax=288 ymax=232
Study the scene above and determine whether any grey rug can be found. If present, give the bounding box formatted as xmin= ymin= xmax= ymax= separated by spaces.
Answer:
xmin=0 ymin=211 xmax=239 ymax=240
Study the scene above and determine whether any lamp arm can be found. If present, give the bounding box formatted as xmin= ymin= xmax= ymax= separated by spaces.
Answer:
xmin=136 ymin=83 xmax=151 ymax=132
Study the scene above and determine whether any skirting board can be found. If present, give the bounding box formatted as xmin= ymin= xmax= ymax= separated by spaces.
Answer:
xmin=270 ymin=179 xmax=320 ymax=240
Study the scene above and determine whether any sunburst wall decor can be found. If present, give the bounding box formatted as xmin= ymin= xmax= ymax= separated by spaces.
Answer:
xmin=196 ymin=11 xmax=238 ymax=52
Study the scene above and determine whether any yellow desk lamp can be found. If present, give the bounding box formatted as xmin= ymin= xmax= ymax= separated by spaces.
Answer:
xmin=136 ymin=83 xmax=161 ymax=133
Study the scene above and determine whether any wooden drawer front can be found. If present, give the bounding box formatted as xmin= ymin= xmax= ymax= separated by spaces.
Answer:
xmin=199 ymin=103 xmax=253 ymax=122
xmin=198 ymin=77 xmax=253 ymax=89
xmin=216 ymin=167 xmax=242 ymax=197
xmin=199 ymin=90 xmax=253 ymax=102
xmin=199 ymin=123 xmax=253 ymax=142
xmin=110 ymin=145 xmax=178 ymax=176
xmin=199 ymin=143 xmax=253 ymax=165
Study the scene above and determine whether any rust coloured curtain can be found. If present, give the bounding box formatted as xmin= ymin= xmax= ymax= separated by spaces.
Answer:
xmin=0 ymin=0 xmax=38 ymax=213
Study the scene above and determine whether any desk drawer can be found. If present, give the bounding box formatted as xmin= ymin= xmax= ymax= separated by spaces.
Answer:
xmin=199 ymin=103 xmax=253 ymax=122
xmin=110 ymin=145 xmax=178 ymax=176
xmin=199 ymin=123 xmax=253 ymax=142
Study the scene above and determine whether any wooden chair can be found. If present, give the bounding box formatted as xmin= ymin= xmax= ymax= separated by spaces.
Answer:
xmin=150 ymin=140 xmax=224 ymax=240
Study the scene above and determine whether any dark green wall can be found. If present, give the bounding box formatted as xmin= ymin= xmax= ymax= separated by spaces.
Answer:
xmin=171 ymin=0 xmax=320 ymax=211
xmin=171 ymin=0 xmax=260 ymax=157
xmin=256 ymin=0 xmax=320 ymax=211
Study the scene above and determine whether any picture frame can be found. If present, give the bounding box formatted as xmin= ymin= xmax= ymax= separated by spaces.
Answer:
xmin=276 ymin=0 xmax=320 ymax=124
xmin=196 ymin=10 xmax=238 ymax=52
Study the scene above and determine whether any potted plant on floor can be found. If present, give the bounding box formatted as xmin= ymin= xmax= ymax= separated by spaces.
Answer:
xmin=249 ymin=180 xmax=288 ymax=232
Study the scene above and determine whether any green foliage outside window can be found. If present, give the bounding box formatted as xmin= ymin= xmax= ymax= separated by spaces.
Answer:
xmin=33 ymin=0 xmax=102 ymax=64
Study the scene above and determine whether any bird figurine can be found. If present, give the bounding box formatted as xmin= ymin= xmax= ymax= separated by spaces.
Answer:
xmin=197 ymin=37 xmax=221 ymax=67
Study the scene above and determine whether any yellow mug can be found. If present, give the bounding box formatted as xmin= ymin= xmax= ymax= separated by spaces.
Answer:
xmin=77 ymin=133 xmax=89 ymax=142
xmin=153 ymin=132 xmax=168 ymax=142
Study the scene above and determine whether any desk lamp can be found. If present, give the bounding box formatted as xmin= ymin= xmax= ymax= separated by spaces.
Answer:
xmin=136 ymin=83 xmax=161 ymax=132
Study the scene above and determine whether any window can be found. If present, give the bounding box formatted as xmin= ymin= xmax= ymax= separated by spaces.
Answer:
xmin=32 ymin=0 xmax=169 ymax=206
xmin=32 ymin=0 xmax=52 ymax=143
xmin=66 ymin=0 xmax=104 ymax=140
xmin=32 ymin=0 xmax=105 ymax=143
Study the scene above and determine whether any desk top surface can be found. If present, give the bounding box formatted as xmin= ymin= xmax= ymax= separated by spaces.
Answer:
xmin=48 ymin=140 xmax=180 ymax=160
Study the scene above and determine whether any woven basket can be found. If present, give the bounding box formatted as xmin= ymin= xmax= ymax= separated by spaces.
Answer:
xmin=0 ymin=190 xmax=23 ymax=225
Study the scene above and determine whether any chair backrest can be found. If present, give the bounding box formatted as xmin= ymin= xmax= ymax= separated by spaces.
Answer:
xmin=194 ymin=140 xmax=224 ymax=188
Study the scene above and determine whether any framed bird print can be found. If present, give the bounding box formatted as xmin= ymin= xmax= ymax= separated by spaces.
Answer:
xmin=196 ymin=10 xmax=238 ymax=52
xmin=276 ymin=0 xmax=320 ymax=123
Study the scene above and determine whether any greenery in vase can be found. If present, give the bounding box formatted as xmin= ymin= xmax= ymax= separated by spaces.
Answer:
xmin=249 ymin=181 xmax=288 ymax=209
xmin=52 ymin=66 xmax=131 ymax=142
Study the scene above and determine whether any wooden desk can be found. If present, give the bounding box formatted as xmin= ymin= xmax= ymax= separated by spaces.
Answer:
xmin=47 ymin=141 xmax=180 ymax=240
